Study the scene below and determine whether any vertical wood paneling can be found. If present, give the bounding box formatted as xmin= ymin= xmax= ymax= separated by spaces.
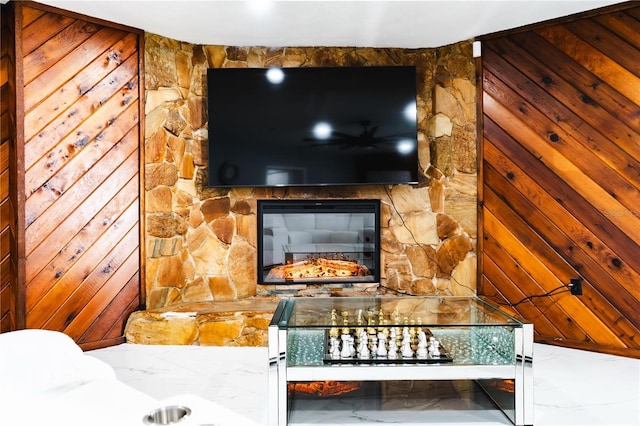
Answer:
xmin=480 ymin=5 xmax=640 ymax=357
xmin=1 ymin=2 xmax=17 ymax=333
xmin=3 ymin=3 xmax=143 ymax=349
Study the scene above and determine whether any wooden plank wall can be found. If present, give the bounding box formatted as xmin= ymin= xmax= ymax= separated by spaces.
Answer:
xmin=3 ymin=2 xmax=143 ymax=349
xmin=1 ymin=3 xmax=18 ymax=333
xmin=479 ymin=5 xmax=640 ymax=357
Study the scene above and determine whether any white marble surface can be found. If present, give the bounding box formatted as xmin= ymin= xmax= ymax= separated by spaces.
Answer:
xmin=89 ymin=343 xmax=640 ymax=426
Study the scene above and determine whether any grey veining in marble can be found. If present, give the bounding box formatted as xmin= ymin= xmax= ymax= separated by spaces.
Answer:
xmin=88 ymin=343 xmax=640 ymax=426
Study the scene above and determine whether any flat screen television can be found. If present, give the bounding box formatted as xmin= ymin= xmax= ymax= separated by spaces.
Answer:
xmin=207 ymin=66 xmax=419 ymax=187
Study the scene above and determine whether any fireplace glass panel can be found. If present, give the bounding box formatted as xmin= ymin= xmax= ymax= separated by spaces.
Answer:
xmin=258 ymin=200 xmax=380 ymax=285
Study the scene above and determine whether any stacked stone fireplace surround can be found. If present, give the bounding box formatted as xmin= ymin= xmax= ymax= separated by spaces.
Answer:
xmin=125 ymin=34 xmax=478 ymax=346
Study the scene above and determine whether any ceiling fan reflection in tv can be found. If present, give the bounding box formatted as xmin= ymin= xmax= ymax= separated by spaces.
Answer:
xmin=306 ymin=120 xmax=416 ymax=153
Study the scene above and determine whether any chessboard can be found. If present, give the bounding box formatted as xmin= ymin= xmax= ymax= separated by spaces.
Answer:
xmin=323 ymin=327 xmax=453 ymax=365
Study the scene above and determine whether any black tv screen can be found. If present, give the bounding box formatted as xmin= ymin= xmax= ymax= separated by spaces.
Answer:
xmin=207 ymin=66 xmax=418 ymax=187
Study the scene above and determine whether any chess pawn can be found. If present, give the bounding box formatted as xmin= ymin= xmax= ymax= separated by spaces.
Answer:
xmin=378 ymin=320 xmax=387 ymax=337
xmin=330 ymin=337 xmax=341 ymax=359
xmin=401 ymin=330 xmax=414 ymax=358
xmin=367 ymin=310 xmax=376 ymax=333
xmin=330 ymin=309 xmax=339 ymax=339
xmin=370 ymin=335 xmax=378 ymax=357
xmin=355 ymin=309 xmax=364 ymax=340
xmin=331 ymin=309 xmax=338 ymax=323
xmin=341 ymin=311 xmax=351 ymax=336
xmin=348 ymin=335 xmax=356 ymax=357
xmin=394 ymin=327 xmax=401 ymax=348
xmin=409 ymin=320 xmax=417 ymax=345
xmin=402 ymin=327 xmax=411 ymax=346
xmin=392 ymin=308 xmax=401 ymax=325
xmin=401 ymin=339 xmax=414 ymax=358
xmin=416 ymin=331 xmax=428 ymax=359
xmin=389 ymin=327 xmax=396 ymax=340
xmin=358 ymin=330 xmax=370 ymax=359
xmin=387 ymin=337 xmax=398 ymax=359
xmin=376 ymin=332 xmax=388 ymax=357
xmin=430 ymin=340 xmax=441 ymax=357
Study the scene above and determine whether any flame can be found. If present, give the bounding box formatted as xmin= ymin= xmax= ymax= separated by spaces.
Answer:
xmin=487 ymin=379 xmax=515 ymax=393
xmin=288 ymin=381 xmax=363 ymax=397
xmin=267 ymin=258 xmax=370 ymax=281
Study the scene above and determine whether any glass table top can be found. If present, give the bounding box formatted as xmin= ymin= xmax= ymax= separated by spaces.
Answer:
xmin=276 ymin=296 xmax=523 ymax=329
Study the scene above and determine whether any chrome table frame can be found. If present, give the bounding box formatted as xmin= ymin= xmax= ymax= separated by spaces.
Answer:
xmin=268 ymin=297 xmax=533 ymax=426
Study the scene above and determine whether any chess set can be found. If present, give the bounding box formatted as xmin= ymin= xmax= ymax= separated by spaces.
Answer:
xmin=323 ymin=308 xmax=453 ymax=364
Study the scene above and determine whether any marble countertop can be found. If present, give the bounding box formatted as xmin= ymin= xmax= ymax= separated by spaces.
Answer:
xmin=89 ymin=342 xmax=640 ymax=426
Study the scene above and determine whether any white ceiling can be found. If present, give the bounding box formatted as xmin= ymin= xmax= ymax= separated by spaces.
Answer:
xmin=34 ymin=0 xmax=626 ymax=48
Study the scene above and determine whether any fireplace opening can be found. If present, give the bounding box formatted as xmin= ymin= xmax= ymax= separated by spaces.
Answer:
xmin=257 ymin=199 xmax=380 ymax=285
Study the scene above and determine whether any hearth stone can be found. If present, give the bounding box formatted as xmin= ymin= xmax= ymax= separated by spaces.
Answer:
xmin=124 ymin=298 xmax=279 ymax=346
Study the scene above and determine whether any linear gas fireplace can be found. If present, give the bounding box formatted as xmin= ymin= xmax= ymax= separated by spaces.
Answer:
xmin=257 ymin=199 xmax=380 ymax=285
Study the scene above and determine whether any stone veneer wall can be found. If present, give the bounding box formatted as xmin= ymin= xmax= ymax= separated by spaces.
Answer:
xmin=143 ymin=34 xmax=478 ymax=310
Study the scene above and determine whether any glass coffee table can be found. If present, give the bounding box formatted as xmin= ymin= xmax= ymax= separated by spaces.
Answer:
xmin=268 ymin=296 xmax=533 ymax=425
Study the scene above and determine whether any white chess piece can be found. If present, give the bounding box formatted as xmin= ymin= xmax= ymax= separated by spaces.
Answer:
xmin=358 ymin=330 xmax=370 ymax=359
xmin=387 ymin=337 xmax=398 ymax=359
xmin=348 ymin=335 xmax=356 ymax=357
xmin=416 ymin=331 xmax=428 ymax=359
xmin=418 ymin=331 xmax=427 ymax=347
xmin=402 ymin=326 xmax=410 ymax=340
xmin=371 ymin=335 xmax=378 ymax=357
xmin=376 ymin=332 xmax=388 ymax=357
xmin=341 ymin=334 xmax=354 ymax=358
xmin=401 ymin=333 xmax=414 ymax=358
xmin=389 ymin=327 xmax=397 ymax=342
xmin=429 ymin=339 xmax=441 ymax=357
xmin=330 ymin=337 xmax=341 ymax=359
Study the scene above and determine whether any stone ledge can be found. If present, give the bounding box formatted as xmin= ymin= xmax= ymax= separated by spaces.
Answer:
xmin=124 ymin=297 xmax=281 ymax=346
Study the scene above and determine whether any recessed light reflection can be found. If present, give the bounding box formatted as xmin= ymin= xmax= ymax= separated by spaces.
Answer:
xmin=266 ymin=68 xmax=285 ymax=84
xmin=396 ymin=139 xmax=415 ymax=155
xmin=312 ymin=122 xmax=333 ymax=139
xmin=247 ymin=0 xmax=273 ymax=16
xmin=404 ymin=102 xmax=417 ymax=122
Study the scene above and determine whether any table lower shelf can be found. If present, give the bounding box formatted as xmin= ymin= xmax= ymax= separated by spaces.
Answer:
xmin=286 ymin=363 xmax=517 ymax=381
